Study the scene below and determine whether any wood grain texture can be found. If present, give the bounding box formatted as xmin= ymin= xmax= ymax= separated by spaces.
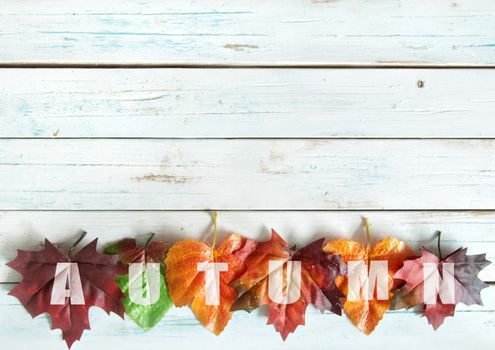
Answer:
xmin=2 ymin=210 xmax=494 ymax=346
xmin=1 ymin=211 xmax=494 ymax=282
xmin=0 ymin=139 xmax=494 ymax=210
xmin=0 ymin=282 xmax=494 ymax=350
xmin=3 ymin=68 xmax=495 ymax=138
xmin=1 ymin=0 xmax=495 ymax=65
xmin=2 ymin=1 xmax=495 ymax=347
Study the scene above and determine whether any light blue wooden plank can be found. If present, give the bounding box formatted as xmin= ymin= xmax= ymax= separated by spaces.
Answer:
xmin=0 ymin=139 xmax=495 ymax=210
xmin=1 ymin=0 xmax=495 ymax=65
xmin=2 ymin=69 xmax=495 ymax=138
xmin=0 ymin=284 xmax=494 ymax=350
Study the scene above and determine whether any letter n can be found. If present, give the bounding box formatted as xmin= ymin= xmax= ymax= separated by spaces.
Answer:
xmin=423 ymin=263 xmax=455 ymax=304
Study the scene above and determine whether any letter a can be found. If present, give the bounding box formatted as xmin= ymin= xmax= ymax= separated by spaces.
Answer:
xmin=129 ymin=263 xmax=161 ymax=305
xmin=197 ymin=262 xmax=228 ymax=305
xmin=423 ymin=263 xmax=455 ymax=304
xmin=268 ymin=260 xmax=302 ymax=304
xmin=347 ymin=260 xmax=388 ymax=301
xmin=50 ymin=262 xmax=85 ymax=305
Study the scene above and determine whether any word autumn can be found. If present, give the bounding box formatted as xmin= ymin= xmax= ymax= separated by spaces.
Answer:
xmin=7 ymin=219 xmax=491 ymax=349
xmin=51 ymin=260 xmax=456 ymax=307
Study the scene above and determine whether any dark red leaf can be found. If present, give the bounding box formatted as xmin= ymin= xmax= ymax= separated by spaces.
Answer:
xmin=7 ymin=239 xmax=126 ymax=348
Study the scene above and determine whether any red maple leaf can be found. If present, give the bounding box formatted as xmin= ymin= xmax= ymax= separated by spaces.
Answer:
xmin=105 ymin=236 xmax=170 ymax=264
xmin=393 ymin=246 xmax=490 ymax=329
xmin=231 ymin=229 xmax=346 ymax=339
xmin=7 ymin=236 xmax=126 ymax=348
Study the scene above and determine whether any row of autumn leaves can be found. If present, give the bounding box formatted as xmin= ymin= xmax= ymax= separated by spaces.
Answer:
xmin=7 ymin=214 xmax=490 ymax=349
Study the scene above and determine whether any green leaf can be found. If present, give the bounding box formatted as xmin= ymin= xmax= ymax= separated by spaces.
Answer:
xmin=104 ymin=242 xmax=120 ymax=255
xmin=116 ymin=266 xmax=173 ymax=331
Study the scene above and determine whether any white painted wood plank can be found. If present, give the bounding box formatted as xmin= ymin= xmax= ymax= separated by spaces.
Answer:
xmin=2 ymin=69 xmax=495 ymax=138
xmin=0 ymin=139 xmax=494 ymax=210
xmin=0 ymin=283 xmax=494 ymax=350
xmin=1 ymin=211 xmax=494 ymax=282
xmin=1 ymin=0 xmax=495 ymax=65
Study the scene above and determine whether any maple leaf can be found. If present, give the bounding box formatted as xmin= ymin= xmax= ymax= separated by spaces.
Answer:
xmin=164 ymin=232 xmax=252 ymax=335
xmin=105 ymin=236 xmax=170 ymax=265
xmin=323 ymin=225 xmax=414 ymax=335
xmin=104 ymin=235 xmax=173 ymax=331
xmin=7 ymin=235 xmax=126 ymax=348
xmin=393 ymin=245 xmax=491 ymax=330
xmin=231 ymin=229 xmax=346 ymax=340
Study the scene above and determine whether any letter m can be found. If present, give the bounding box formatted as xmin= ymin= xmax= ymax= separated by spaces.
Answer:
xmin=347 ymin=260 xmax=389 ymax=301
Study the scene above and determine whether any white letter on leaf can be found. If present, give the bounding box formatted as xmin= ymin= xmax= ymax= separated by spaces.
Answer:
xmin=347 ymin=260 xmax=389 ymax=301
xmin=268 ymin=260 xmax=302 ymax=304
xmin=129 ymin=263 xmax=161 ymax=306
xmin=197 ymin=262 xmax=228 ymax=306
xmin=423 ymin=263 xmax=455 ymax=305
xmin=50 ymin=262 xmax=85 ymax=305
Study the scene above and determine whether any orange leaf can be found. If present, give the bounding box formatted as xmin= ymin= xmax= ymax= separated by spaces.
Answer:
xmin=232 ymin=229 xmax=290 ymax=294
xmin=324 ymin=237 xmax=414 ymax=334
xmin=165 ymin=234 xmax=248 ymax=335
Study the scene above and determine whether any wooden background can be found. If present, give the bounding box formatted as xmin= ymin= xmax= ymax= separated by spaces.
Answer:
xmin=1 ymin=0 xmax=495 ymax=348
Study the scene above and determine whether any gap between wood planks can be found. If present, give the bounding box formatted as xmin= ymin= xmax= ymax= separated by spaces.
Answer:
xmin=4 ymin=209 xmax=495 ymax=212
xmin=3 ymin=137 xmax=495 ymax=140
xmin=1 ymin=63 xmax=495 ymax=69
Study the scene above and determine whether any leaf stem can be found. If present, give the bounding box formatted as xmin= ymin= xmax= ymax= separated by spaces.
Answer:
xmin=145 ymin=232 xmax=155 ymax=248
xmin=434 ymin=230 xmax=443 ymax=260
xmin=363 ymin=217 xmax=371 ymax=252
xmin=68 ymin=231 xmax=87 ymax=259
xmin=211 ymin=211 xmax=218 ymax=250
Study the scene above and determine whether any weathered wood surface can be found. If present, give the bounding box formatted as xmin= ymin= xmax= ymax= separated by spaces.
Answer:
xmin=1 ymin=0 xmax=495 ymax=66
xmin=0 ymin=139 xmax=494 ymax=210
xmin=1 ymin=211 xmax=494 ymax=283
xmin=3 ymin=69 xmax=495 ymax=138
xmin=0 ymin=282 xmax=493 ymax=350
xmin=2 ymin=1 xmax=495 ymax=348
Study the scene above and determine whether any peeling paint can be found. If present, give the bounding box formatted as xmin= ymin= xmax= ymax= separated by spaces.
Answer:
xmin=258 ymin=160 xmax=290 ymax=175
xmin=223 ymin=44 xmax=259 ymax=51
xmin=268 ymin=150 xmax=286 ymax=162
xmin=132 ymin=174 xmax=193 ymax=184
